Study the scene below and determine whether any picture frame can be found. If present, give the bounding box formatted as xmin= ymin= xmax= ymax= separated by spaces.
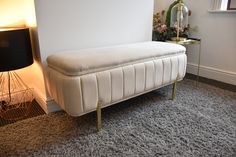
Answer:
xmin=227 ymin=0 xmax=236 ymax=10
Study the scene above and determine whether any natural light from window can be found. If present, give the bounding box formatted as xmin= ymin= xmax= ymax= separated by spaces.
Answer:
xmin=211 ymin=0 xmax=234 ymax=10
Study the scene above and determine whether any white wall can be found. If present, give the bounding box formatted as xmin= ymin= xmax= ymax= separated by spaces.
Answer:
xmin=155 ymin=0 xmax=236 ymax=85
xmin=35 ymin=0 xmax=154 ymax=62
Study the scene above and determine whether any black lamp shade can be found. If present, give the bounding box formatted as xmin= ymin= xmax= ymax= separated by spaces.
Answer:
xmin=0 ymin=28 xmax=33 ymax=72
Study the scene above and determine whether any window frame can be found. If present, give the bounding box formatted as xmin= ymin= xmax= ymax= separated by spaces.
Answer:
xmin=227 ymin=0 xmax=236 ymax=10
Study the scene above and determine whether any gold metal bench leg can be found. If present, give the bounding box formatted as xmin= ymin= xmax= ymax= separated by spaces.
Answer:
xmin=97 ymin=101 xmax=102 ymax=131
xmin=172 ymin=80 xmax=177 ymax=100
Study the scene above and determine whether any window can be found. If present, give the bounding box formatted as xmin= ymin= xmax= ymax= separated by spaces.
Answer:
xmin=211 ymin=0 xmax=229 ymax=10
xmin=228 ymin=0 xmax=236 ymax=10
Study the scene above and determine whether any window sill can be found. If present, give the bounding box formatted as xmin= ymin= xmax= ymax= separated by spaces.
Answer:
xmin=208 ymin=10 xmax=236 ymax=13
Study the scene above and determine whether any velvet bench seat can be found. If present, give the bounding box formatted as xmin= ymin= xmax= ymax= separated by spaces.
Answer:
xmin=46 ymin=41 xmax=187 ymax=130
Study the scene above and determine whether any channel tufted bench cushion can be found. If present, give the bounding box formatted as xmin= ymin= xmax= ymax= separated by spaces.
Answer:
xmin=46 ymin=41 xmax=187 ymax=116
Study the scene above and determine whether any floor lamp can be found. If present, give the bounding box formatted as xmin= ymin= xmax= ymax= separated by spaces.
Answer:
xmin=0 ymin=28 xmax=34 ymax=120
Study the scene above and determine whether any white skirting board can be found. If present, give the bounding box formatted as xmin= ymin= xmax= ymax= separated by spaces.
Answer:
xmin=187 ymin=63 xmax=236 ymax=86
xmin=46 ymin=99 xmax=62 ymax=113
xmin=33 ymin=90 xmax=62 ymax=114
xmin=32 ymin=89 xmax=48 ymax=113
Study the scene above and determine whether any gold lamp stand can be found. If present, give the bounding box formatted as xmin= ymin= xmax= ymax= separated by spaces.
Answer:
xmin=0 ymin=71 xmax=33 ymax=121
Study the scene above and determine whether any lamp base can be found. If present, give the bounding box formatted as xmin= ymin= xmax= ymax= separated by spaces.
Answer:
xmin=0 ymin=72 xmax=34 ymax=121
xmin=171 ymin=37 xmax=187 ymax=41
xmin=0 ymin=101 xmax=32 ymax=121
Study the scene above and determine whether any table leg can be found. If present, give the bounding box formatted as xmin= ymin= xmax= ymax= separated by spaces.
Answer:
xmin=196 ymin=41 xmax=201 ymax=86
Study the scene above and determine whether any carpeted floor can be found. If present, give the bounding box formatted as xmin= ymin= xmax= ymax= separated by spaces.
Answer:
xmin=0 ymin=79 xmax=235 ymax=157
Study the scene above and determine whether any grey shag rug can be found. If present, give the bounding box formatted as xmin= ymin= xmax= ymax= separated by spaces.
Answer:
xmin=0 ymin=79 xmax=236 ymax=157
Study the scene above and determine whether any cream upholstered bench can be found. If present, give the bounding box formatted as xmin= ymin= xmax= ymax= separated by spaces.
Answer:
xmin=46 ymin=41 xmax=187 ymax=130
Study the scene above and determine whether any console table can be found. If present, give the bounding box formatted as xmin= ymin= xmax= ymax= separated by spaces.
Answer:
xmin=167 ymin=38 xmax=202 ymax=85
